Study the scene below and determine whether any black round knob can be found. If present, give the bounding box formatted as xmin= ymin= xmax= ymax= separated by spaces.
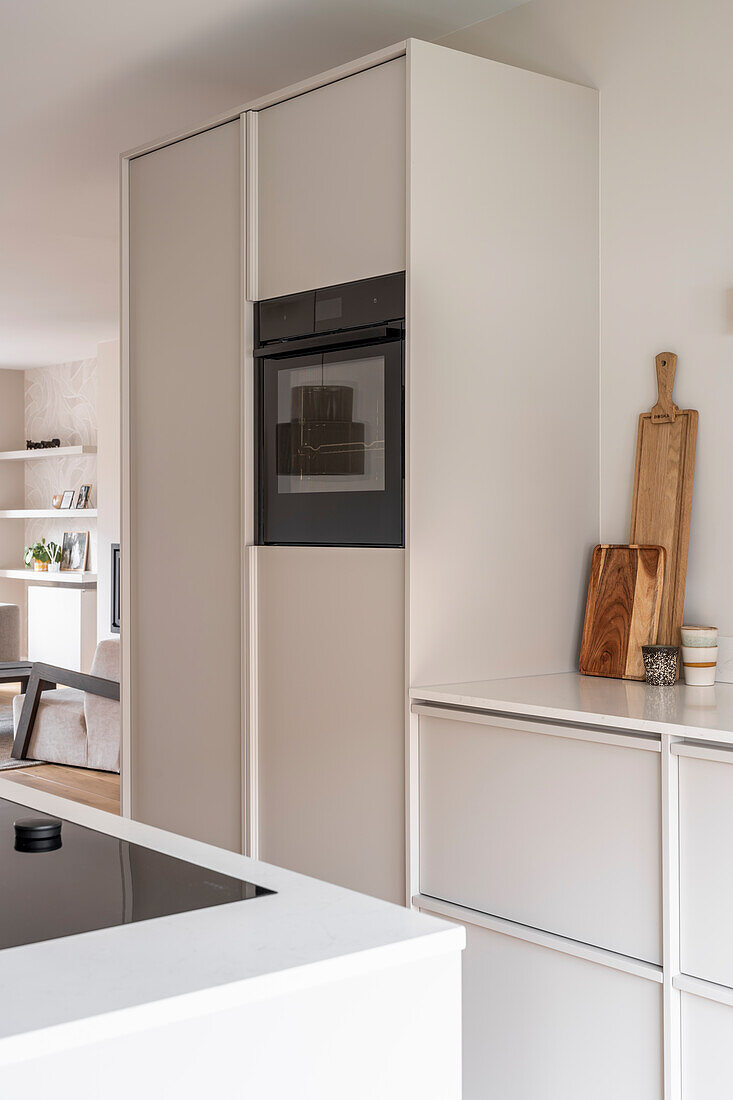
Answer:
xmin=15 ymin=817 xmax=62 ymax=841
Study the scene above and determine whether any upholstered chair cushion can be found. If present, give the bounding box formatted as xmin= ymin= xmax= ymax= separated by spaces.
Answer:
xmin=84 ymin=639 xmax=121 ymax=772
xmin=12 ymin=688 xmax=87 ymax=767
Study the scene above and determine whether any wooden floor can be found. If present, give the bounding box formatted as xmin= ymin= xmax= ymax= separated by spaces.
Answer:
xmin=1 ymin=684 xmax=120 ymax=814
xmin=1 ymin=763 xmax=120 ymax=814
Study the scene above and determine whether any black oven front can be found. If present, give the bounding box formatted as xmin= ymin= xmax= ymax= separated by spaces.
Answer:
xmin=254 ymin=273 xmax=404 ymax=547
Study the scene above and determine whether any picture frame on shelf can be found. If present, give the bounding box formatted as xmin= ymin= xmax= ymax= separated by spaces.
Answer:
xmin=61 ymin=531 xmax=89 ymax=572
xmin=75 ymin=484 xmax=91 ymax=509
xmin=60 ymin=490 xmax=74 ymax=509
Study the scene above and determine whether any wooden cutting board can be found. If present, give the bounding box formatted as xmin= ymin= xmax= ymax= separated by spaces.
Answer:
xmin=629 ymin=352 xmax=698 ymax=647
xmin=579 ymin=544 xmax=666 ymax=680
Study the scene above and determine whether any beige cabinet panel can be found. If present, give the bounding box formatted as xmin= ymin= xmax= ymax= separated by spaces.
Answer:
xmin=407 ymin=40 xmax=599 ymax=686
xmin=256 ymin=546 xmax=405 ymax=903
xmin=438 ymin=917 xmax=662 ymax=1100
xmin=128 ymin=121 xmax=242 ymax=851
xmin=680 ymin=753 xmax=733 ymax=986
xmin=419 ymin=711 xmax=661 ymax=962
xmin=255 ymin=58 xmax=405 ymax=299
xmin=681 ymin=993 xmax=733 ymax=1100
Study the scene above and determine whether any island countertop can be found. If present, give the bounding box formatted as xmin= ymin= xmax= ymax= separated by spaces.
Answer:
xmin=411 ymin=671 xmax=733 ymax=744
xmin=0 ymin=777 xmax=462 ymax=1068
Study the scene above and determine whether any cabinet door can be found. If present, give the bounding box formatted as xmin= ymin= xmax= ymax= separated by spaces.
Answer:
xmin=128 ymin=121 xmax=242 ymax=851
xmin=255 ymin=58 xmax=405 ymax=299
xmin=681 ymin=992 xmax=733 ymax=1100
xmin=680 ymin=751 xmax=733 ymax=986
xmin=419 ymin=710 xmax=662 ymax=962
xmin=256 ymin=546 xmax=405 ymax=903
xmin=428 ymin=915 xmax=662 ymax=1100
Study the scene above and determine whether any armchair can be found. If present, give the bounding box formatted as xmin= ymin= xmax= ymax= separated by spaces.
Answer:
xmin=11 ymin=639 xmax=120 ymax=772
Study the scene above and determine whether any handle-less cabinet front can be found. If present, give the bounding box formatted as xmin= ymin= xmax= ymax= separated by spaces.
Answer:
xmin=681 ymin=992 xmax=733 ymax=1100
xmin=127 ymin=121 xmax=243 ymax=851
xmin=253 ymin=57 xmax=406 ymax=299
xmin=418 ymin=709 xmax=662 ymax=963
xmin=428 ymin=915 xmax=662 ymax=1100
xmin=679 ymin=750 xmax=733 ymax=988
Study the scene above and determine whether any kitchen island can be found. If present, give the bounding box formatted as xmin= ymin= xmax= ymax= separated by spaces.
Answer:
xmin=0 ymin=778 xmax=463 ymax=1099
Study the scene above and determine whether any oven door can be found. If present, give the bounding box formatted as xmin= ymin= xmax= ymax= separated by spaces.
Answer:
xmin=257 ymin=337 xmax=404 ymax=546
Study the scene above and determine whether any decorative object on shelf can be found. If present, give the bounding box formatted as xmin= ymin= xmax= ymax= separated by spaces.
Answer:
xmin=629 ymin=353 xmax=698 ymax=658
xmin=25 ymin=439 xmax=61 ymax=450
xmin=59 ymin=490 xmax=74 ymax=509
xmin=51 ymin=493 xmax=63 ymax=509
xmin=47 ymin=541 xmax=62 ymax=573
xmin=579 ymin=544 xmax=666 ymax=680
xmin=681 ymin=624 xmax=718 ymax=648
xmin=24 ymin=539 xmax=53 ymax=572
xmin=75 ymin=484 xmax=91 ymax=509
xmin=61 ymin=531 xmax=89 ymax=572
xmin=642 ymin=645 xmax=679 ymax=686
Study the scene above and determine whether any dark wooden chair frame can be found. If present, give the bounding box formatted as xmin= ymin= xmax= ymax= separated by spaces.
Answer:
xmin=11 ymin=662 xmax=120 ymax=761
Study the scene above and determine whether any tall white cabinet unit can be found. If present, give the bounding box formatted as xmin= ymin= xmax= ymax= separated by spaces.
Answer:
xmin=123 ymin=41 xmax=599 ymax=896
xmin=125 ymin=121 xmax=243 ymax=851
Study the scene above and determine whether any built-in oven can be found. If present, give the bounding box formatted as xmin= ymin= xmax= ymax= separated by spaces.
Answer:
xmin=254 ymin=272 xmax=404 ymax=546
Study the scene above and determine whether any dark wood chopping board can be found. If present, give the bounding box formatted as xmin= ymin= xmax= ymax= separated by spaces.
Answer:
xmin=579 ymin=544 xmax=666 ymax=680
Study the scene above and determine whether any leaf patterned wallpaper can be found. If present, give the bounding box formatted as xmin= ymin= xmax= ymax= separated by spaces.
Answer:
xmin=24 ymin=358 xmax=98 ymax=571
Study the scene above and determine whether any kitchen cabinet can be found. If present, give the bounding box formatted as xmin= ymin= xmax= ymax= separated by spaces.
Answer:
xmin=679 ymin=747 xmax=733 ymax=987
xmin=423 ymin=913 xmax=662 ymax=1100
xmin=253 ymin=57 xmax=406 ymax=299
xmin=418 ymin=707 xmax=662 ymax=962
xmin=256 ymin=546 xmax=405 ymax=904
xmin=127 ymin=120 xmax=243 ymax=850
xmin=681 ymin=992 xmax=733 ymax=1100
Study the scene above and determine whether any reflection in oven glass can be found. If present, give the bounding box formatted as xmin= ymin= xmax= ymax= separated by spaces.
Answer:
xmin=276 ymin=357 xmax=385 ymax=495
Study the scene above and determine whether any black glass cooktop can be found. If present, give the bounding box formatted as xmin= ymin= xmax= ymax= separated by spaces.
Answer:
xmin=0 ymin=798 xmax=273 ymax=950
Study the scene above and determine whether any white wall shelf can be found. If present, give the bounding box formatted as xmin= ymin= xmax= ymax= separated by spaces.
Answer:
xmin=0 ymin=446 xmax=97 ymax=461
xmin=0 ymin=509 xmax=97 ymax=519
xmin=0 ymin=568 xmax=97 ymax=586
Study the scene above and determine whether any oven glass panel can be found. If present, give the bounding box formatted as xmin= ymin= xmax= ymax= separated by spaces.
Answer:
xmin=276 ymin=355 xmax=385 ymax=496
xmin=258 ymin=338 xmax=403 ymax=547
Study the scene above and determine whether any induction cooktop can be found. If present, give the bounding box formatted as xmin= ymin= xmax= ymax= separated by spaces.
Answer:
xmin=0 ymin=798 xmax=274 ymax=951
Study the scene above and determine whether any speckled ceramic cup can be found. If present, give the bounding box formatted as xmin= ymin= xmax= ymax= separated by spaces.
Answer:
xmin=681 ymin=625 xmax=718 ymax=647
xmin=642 ymin=645 xmax=679 ymax=686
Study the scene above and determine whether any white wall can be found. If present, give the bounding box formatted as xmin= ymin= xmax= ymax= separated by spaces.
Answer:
xmin=442 ymin=0 xmax=733 ymax=636
xmin=0 ymin=370 xmax=28 ymax=654
xmin=96 ymin=339 xmax=120 ymax=641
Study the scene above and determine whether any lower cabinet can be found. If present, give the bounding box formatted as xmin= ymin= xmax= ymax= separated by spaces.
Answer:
xmin=418 ymin=708 xmax=661 ymax=962
xmin=681 ymin=992 xmax=733 ymax=1100
xmin=679 ymin=750 xmax=733 ymax=987
xmin=428 ymin=915 xmax=663 ymax=1100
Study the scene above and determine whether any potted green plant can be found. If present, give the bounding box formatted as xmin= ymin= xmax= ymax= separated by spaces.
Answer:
xmin=23 ymin=538 xmax=53 ymax=572
xmin=47 ymin=540 xmax=62 ymax=572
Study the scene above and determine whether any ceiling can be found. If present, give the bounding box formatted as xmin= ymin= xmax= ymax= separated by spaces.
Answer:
xmin=0 ymin=0 xmax=525 ymax=368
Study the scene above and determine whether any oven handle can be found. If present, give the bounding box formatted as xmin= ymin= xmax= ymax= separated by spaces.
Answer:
xmin=253 ymin=324 xmax=403 ymax=359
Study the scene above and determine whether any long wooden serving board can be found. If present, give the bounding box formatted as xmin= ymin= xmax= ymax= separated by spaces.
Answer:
xmin=579 ymin=544 xmax=666 ymax=680
xmin=629 ymin=352 xmax=698 ymax=647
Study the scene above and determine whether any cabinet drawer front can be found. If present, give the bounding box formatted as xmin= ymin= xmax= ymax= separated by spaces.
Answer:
xmin=680 ymin=752 xmax=733 ymax=987
xmin=682 ymin=992 xmax=733 ymax=1100
xmin=419 ymin=712 xmax=661 ymax=962
xmin=431 ymin=915 xmax=662 ymax=1100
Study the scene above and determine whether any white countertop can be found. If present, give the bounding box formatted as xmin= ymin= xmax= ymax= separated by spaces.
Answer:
xmin=411 ymin=671 xmax=733 ymax=744
xmin=0 ymin=779 xmax=462 ymax=1066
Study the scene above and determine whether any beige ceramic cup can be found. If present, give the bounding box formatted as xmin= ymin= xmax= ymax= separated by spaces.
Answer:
xmin=682 ymin=644 xmax=717 ymax=686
